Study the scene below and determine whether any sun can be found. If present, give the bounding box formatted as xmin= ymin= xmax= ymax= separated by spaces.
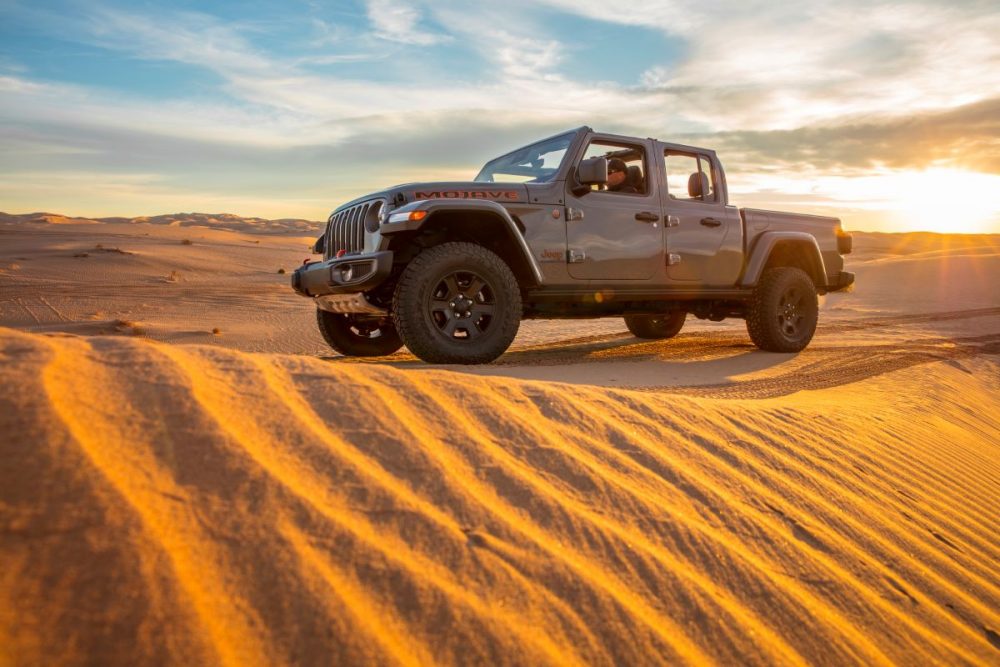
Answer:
xmin=880 ymin=169 xmax=1000 ymax=234
xmin=731 ymin=168 xmax=1000 ymax=234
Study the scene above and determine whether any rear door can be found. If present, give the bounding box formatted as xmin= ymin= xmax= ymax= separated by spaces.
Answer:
xmin=563 ymin=136 xmax=663 ymax=280
xmin=663 ymin=150 xmax=742 ymax=285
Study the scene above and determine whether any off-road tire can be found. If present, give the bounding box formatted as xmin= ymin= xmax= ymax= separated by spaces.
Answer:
xmin=746 ymin=267 xmax=818 ymax=352
xmin=316 ymin=310 xmax=404 ymax=357
xmin=392 ymin=242 xmax=521 ymax=364
xmin=624 ymin=311 xmax=686 ymax=339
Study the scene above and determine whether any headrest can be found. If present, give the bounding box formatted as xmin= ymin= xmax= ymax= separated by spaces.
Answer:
xmin=626 ymin=165 xmax=642 ymax=186
xmin=688 ymin=172 xmax=710 ymax=199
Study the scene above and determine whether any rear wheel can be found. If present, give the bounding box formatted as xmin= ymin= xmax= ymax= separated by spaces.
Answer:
xmin=624 ymin=311 xmax=686 ymax=339
xmin=746 ymin=267 xmax=818 ymax=352
xmin=316 ymin=310 xmax=403 ymax=357
xmin=393 ymin=242 xmax=521 ymax=364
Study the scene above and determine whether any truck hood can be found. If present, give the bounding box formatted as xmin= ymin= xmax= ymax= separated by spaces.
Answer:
xmin=333 ymin=182 xmax=531 ymax=214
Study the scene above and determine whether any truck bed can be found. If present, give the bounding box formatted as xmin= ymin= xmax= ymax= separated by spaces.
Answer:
xmin=740 ymin=207 xmax=841 ymax=249
xmin=739 ymin=207 xmax=848 ymax=288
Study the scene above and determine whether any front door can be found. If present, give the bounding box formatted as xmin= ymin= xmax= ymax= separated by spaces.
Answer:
xmin=564 ymin=137 xmax=663 ymax=280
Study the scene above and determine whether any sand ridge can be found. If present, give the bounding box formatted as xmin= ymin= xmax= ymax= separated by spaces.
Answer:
xmin=1 ymin=215 xmax=999 ymax=664
xmin=2 ymin=327 xmax=999 ymax=665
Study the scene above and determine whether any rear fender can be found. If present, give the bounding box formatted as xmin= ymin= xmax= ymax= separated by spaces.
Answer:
xmin=741 ymin=232 xmax=827 ymax=287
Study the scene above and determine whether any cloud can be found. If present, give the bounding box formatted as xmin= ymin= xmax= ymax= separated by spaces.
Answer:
xmin=695 ymin=96 xmax=1000 ymax=174
xmin=3 ymin=0 xmax=999 ymax=229
xmin=365 ymin=0 xmax=450 ymax=46
xmin=35 ymin=5 xmax=599 ymax=120
xmin=42 ymin=1 xmax=999 ymax=141
xmin=85 ymin=6 xmax=277 ymax=76
xmin=539 ymin=0 xmax=1000 ymax=131
xmin=529 ymin=0 xmax=705 ymax=34
xmin=0 ymin=75 xmax=326 ymax=148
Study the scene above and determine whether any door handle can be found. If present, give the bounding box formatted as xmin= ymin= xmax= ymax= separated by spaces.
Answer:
xmin=700 ymin=217 xmax=722 ymax=227
xmin=635 ymin=212 xmax=659 ymax=223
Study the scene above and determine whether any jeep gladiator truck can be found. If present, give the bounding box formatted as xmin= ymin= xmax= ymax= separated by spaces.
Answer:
xmin=292 ymin=127 xmax=854 ymax=364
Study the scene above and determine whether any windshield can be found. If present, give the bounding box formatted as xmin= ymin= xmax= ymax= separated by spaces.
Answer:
xmin=474 ymin=132 xmax=575 ymax=183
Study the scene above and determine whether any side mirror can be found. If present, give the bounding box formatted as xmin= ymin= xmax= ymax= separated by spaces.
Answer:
xmin=571 ymin=157 xmax=608 ymax=197
xmin=578 ymin=157 xmax=608 ymax=186
xmin=312 ymin=233 xmax=326 ymax=255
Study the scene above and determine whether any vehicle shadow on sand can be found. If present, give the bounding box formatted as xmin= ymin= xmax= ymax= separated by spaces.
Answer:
xmin=322 ymin=331 xmax=799 ymax=389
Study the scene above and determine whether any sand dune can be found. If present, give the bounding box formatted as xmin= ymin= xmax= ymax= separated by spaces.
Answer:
xmin=1 ymin=327 xmax=998 ymax=665
xmin=1 ymin=214 xmax=998 ymax=665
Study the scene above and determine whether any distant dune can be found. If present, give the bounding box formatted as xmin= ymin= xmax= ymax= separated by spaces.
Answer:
xmin=0 ymin=211 xmax=323 ymax=235
xmin=1 ymin=213 xmax=998 ymax=665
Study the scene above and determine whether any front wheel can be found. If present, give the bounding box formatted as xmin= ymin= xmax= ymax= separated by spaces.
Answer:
xmin=392 ymin=242 xmax=521 ymax=364
xmin=624 ymin=311 xmax=686 ymax=339
xmin=746 ymin=267 xmax=818 ymax=352
xmin=316 ymin=310 xmax=404 ymax=357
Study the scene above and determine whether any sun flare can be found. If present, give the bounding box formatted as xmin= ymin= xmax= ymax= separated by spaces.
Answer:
xmin=736 ymin=168 xmax=1000 ymax=234
xmin=877 ymin=169 xmax=1000 ymax=234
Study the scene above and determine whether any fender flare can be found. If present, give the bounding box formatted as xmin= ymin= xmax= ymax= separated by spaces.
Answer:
xmin=740 ymin=231 xmax=828 ymax=287
xmin=380 ymin=199 xmax=544 ymax=285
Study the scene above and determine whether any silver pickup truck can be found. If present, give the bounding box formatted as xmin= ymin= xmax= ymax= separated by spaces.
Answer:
xmin=292 ymin=126 xmax=853 ymax=364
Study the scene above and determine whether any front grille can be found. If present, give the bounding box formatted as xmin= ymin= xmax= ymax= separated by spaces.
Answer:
xmin=325 ymin=199 xmax=382 ymax=258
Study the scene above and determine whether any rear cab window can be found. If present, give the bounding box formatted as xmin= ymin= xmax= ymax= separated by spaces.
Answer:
xmin=665 ymin=151 xmax=719 ymax=203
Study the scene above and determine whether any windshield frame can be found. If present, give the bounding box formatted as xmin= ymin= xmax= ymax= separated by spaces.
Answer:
xmin=474 ymin=129 xmax=581 ymax=184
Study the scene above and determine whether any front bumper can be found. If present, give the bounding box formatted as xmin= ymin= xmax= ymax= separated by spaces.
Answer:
xmin=829 ymin=271 xmax=855 ymax=292
xmin=291 ymin=250 xmax=393 ymax=298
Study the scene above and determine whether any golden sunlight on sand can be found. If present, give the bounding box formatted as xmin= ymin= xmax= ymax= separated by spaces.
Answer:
xmin=1 ymin=329 xmax=998 ymax=665
xmin=1 ymin=214 xmax=998 ymax=665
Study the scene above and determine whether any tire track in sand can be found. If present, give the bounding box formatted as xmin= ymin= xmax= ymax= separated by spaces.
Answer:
xmin=664 ymin=334 xmax=1000 ymax=399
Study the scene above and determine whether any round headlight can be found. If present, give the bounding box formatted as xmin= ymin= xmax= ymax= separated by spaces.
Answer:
xmin=363 ymin=202 xmax=384 ymax=253
xmin=364 ymin=201 xmax=383 ymax=234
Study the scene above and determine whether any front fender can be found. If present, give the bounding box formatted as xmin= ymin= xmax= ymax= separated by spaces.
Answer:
xmin=740 ymin=231 xmax=828 ymax=287
xmin=380 ymin=199 xmax=544 ymax=285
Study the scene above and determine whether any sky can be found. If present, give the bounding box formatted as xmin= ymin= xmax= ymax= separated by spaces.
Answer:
xmin=1 ymin=0 xmax=999 ymax=232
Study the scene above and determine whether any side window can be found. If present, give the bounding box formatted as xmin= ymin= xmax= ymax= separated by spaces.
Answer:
xmin=699 ymin=156 xmax=718 ymax=202
xmin=665 ymin=151 xmax=717 ymax=202
xmin=580 ymin=140 xmax=647 ymax=195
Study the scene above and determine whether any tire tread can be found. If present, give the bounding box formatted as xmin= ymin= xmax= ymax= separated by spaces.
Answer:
xmin=624 ymin=311 xmax=686 ymax=339
xmin=746 ymin=267 xmax=818 ymax=352
xmin=316 ymin=309 xmax=403 ymax=357
xmin=392 ymin=242 xmax=521 ymax=364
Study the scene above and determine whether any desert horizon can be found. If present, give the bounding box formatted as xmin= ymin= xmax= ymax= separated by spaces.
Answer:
xmin=11 ymin=209 xmax=1000 ymax=237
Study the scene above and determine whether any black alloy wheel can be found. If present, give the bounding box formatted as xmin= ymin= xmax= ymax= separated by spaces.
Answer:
xmin=429 ymin=270 xmax=498 ymax=342
xmin=777 ymin=284 xmax=807 ymax=339
xmin=393 ymin=242 xmax=521 ymax=364
xmin=746 ymin=267 xmax=819 ymax=352
xmin=315 ymin=309 xmax=404 ymax=357
xmin=624 ymin=311 xmax=686 ymax=339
